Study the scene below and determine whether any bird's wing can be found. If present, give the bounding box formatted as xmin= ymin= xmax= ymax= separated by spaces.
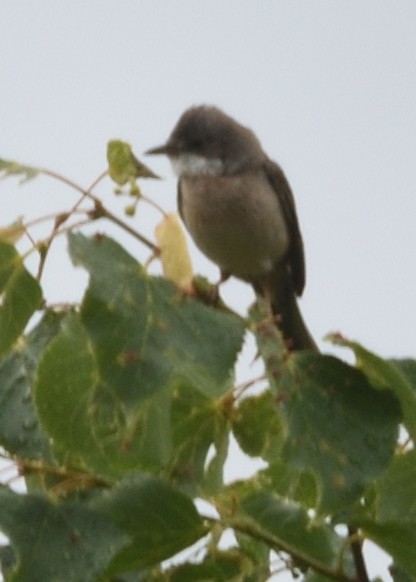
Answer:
xmin=177 ymin=178 xmax=185 ymax=221
xmin=263 ymin=159 xmax=306 ymax=296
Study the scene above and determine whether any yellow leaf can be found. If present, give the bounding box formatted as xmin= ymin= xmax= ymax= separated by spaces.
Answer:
xmin=0 ymin=216 xmax=25 ymax=244
xmin=155 ymin=213 xmax=193 ymax=289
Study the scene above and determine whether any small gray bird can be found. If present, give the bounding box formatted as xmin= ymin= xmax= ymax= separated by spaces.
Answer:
xmin=147 ymin=105 xmax=316 ymax=350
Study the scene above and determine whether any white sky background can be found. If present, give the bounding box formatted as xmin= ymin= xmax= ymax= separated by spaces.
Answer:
xmin=1 ymin=1 xmax=416 ymax=580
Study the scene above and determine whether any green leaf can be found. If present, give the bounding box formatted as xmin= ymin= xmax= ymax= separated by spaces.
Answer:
xmin=0 ymin=158 xmax=39 ymax=183
xmin=36 ymin=312 xmax=172 ymax=476
xmin=0 ymin=310 xmax=63 ymax=460
xmin=36 ymin=235 xmax=244 ymax=481
xmin=35 ymin=312 xmax=103 ymax=467
xmin=204 ymin=413 xmax=229 ymax=495
xmin=92 ymin=473 xmax=207 ymax=573
xmin=236 ymin=490 xmax=341 ymax=574
xmin=359 ymin=521 xmax=416 ymax=579
xmin=230 ymin=391 xmax=283 ymax=460
xmin=390 ymin=563 xmax=415 ymax=582
xmin=305 ymin=572 xmax=339 ymax=582
xmin=107 ymin=140 xmax=159 ymax=185
xmin=234 ymin=530 xmax=271 ymax=577
xmin=0 ymin=242 xmax=42 ymax=354
xmin=329 ymin=338 xmax=416 ymax=442
xmin=260 ymin=460 xmax=318 ymax=508
xmin=390 ymin=358 xmax=416 ymax=390
xmin=376 ymin=450 xmax=416 ymax=522
xmin=168 ymin=380 xmax=229 ymax=493
xmin=68 ymin=233 xmax=244 ymax=402
xmin=0 ymin=544 xmax=16 ymax=578
xmin=0 ymin=485 xmax=127 ymax=582
xmin=280 ymin=353 xmax=400 ymax=513
xmin=34 ymin=314 xmax=190 ymax=478
xmin=249 ymin=300 xmax=286 ymax=391
xmin=349 ymin=450 xmax=416 ymax=578
xmin=167 ymin=549 xmax=259 ymax=582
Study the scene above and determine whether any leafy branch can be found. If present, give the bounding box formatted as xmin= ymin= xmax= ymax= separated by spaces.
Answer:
xmin=0 ymin=142 xmax=414 ymax=582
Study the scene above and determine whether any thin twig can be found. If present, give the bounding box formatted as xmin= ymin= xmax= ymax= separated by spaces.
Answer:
xmin=91 ymin=199 xmax=159 ymax=253
xmin=140 ymin=192 xmax=167 ymax=217
xmin=233 ymin=374 xmax=267 ymax=399
xmin=86 ymin=169 xmax=108 ymax=193
xmin=25 ymin=211 xmax=83 ymax=229
xmin=38 ymin=167 xmax=88 ymax=196
xmin=35 ymin=215 xmax=92 ymax=280
xmin=38 ymin=167 xmax=159 ymax=253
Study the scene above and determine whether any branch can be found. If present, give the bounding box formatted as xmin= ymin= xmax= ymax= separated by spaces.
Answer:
xmin=226 ymin=516 xmax=355 ymax=582
xmin=38 ymin=167 xmax=159 ymax=253
xmin=90 ymin=199 xmax=159 ymax=253
xmin=15 ymin=457 xmax=113 ymax=495
xmin=348 ymin=526 xmax=370 ymax=582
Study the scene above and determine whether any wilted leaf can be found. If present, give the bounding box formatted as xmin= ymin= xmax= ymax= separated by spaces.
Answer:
xmin=0 ymin=217 xmax=25 ymax=244
xmin=155 ymin=213 xmax=193 ymax=289
xmin=0 ymin=158 xmax=39 ymax=183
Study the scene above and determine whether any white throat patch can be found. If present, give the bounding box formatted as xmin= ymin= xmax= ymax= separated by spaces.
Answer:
xmin=170 ymin=154 xmax=225 ymax=177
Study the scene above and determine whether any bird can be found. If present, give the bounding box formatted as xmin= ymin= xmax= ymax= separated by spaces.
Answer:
xmin=146 ymin=105 xmax=316 ymax=350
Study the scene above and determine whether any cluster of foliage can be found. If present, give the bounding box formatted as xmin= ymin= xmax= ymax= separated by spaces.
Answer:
xmin=0 ymin=145 xmax=415 ymax=582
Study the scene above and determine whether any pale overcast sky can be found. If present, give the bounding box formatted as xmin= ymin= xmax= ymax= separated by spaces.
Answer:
xmin=1 ymin=2 xmax=416 ymax=579
xmin=2 ymin=1 xmax=415 ymax=357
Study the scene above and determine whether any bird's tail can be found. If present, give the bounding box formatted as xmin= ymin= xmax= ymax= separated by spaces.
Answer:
xmin=253 ymin=266 xmax=317 ymax=352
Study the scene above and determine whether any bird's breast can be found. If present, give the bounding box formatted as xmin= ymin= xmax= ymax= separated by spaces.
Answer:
xmin=179 ymin=171 xmax=290 ymax=280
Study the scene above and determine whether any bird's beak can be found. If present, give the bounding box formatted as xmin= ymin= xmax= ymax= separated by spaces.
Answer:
xmin=145 ymin=143 xmax=172 ymax=156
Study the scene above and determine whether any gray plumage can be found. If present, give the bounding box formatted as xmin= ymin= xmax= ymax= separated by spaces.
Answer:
xmin=147 ymin=105 xmax=316 ymax=350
